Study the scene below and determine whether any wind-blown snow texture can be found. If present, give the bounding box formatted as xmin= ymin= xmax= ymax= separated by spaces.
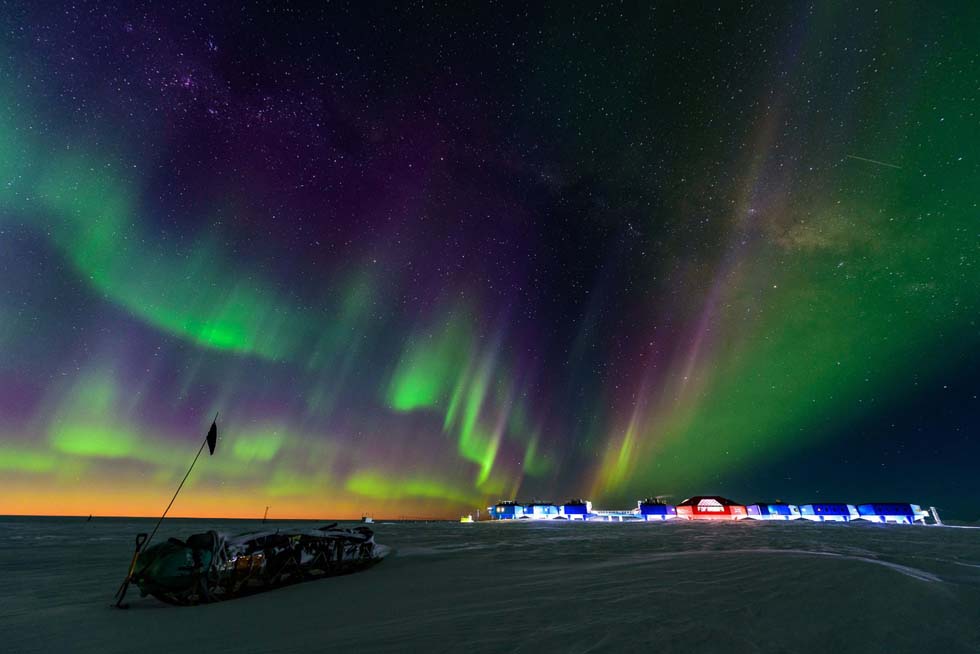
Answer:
xmin=2 ymin=516 xmax=979 ymax=653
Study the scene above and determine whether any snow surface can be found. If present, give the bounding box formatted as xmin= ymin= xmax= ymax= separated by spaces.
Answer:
xmin=2 ymin=516 xmax=979 ymax=653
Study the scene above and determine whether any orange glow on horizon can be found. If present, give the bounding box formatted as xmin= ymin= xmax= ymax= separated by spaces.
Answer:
xmin=3 ymin=480 xmax=464 ymax=521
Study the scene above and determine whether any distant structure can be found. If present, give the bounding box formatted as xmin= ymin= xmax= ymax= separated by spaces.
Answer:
xmin=746 ymin=503 xmax=801 ymax=521
xmin=559 ymin=499 xmax=593 ymax=520
xmin=486 ymin=495 xmax=937 ymax=525
xmin=489 ymin=500 xmax=525 ymax=520
xmin=637 ymin=497 xmax=677 ymax=521
xmin=799 ymin=503 xmax=859 ymax=522
xmin=524 ymin=501 xmax=560 ymax=520
xmin=675 ymin=496 xmax=747 ymax=521
xmin=856 ymin=503 xmax=929 ymax=524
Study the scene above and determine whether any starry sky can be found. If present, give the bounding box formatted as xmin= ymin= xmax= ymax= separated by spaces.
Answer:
xmin=1 ymin=2 xmax=977 ymax=520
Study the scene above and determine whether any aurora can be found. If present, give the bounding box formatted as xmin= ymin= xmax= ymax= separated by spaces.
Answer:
xmin=0 ymin=1 xmax=977 ymax=521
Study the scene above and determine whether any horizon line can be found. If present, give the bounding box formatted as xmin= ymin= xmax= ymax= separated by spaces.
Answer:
xmin=0 ymin=512 xmax=454 ymax=521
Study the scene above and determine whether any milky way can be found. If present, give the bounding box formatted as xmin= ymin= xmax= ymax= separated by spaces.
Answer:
xmin=1 ymin=2 xmax=977 ymax=519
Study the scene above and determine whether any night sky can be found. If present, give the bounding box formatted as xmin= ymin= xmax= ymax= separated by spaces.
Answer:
xmin=1 ymin=2 xmax=977 ymax=520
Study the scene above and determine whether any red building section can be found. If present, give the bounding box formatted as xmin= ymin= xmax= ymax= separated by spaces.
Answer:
xmin=675 ymin=496 xmax=747 ymax=520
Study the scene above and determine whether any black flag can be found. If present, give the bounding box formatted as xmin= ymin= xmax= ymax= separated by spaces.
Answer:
xmin=206 ymin=420 xmax=217 ymax=455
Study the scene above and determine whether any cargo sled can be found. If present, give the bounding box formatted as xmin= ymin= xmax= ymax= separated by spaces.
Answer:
xmin=132 ymin=524 xmax=388 ymax=605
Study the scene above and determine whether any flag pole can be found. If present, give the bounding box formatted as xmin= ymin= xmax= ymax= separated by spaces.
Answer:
xmin=114 ymin=412 xmax=219 ymax=607
xmin=143 ymin=412 xmax=219 ymax=550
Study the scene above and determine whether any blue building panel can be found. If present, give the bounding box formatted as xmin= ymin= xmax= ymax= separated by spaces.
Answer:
xmin=746 ymin=503 xmax=801 ymax=520
xmin=857 ymin=503 xmax=926 ymax=524
xmin=490 ymin=502 xmax=524 ymax=520
xmin=634 ymin=500 xmax=677 ymax=521
xmin=525 ymin=503 xmax=559 ymax=519
xmin=858 ymin=503 xmax=912 ymax=516
xmin=799 ymin=503 xmax=859 ymax=521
